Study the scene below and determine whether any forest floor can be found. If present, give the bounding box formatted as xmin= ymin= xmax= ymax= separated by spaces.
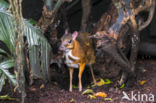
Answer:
xmin=1 ymin=59 xmax=156 ymax=103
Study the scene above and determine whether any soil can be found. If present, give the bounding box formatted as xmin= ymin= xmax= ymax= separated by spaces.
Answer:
xmin=1 ymin=59 xmax=156 ymax=103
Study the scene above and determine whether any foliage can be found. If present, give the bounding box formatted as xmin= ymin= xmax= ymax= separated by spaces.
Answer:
xmin=0 ymin=0 xmax=51 ymax=92
xmin=0 ymin=59 xmax=16 ymax=91
xmin=120 ymin=83 xmax=125 ymax=89
xmin=82 ymin=89 xmax=94 ymax=95
xmin=83 ymin=89 xmax=108 ymax=100
xmin=28 ymin=19 xmax=37 ymax=25
xmin=0 ymin=0 xmax=16 ymax=92
xmin=0 ymin=0 xmax=9 ymax=9
xmin=0 ymin=94 xmax=16 ymax=101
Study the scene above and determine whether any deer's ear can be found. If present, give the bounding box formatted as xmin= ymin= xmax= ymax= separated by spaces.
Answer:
xmin=65 ymin=29 xmax=68 ymax=35
xmin=72 ymin=31 xmax=78 ymax=40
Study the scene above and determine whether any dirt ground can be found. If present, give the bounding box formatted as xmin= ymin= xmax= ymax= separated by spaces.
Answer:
xmin=1 ymin=59 xmax=156 ymax=103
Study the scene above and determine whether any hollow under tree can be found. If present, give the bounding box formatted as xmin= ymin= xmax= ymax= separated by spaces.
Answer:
xmin=37 ymin=0 xmax=155 ymax=86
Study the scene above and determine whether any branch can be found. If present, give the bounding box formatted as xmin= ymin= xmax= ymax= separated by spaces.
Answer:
xmin=137 ymin=0 xmax=155 ymax=31
xmin=81 ymin=0 xmax=91 ymax=32
xmin=93 ymin=0 xmax=155 ymax=39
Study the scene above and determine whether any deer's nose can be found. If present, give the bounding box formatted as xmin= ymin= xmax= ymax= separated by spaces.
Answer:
xmin=59 ymin=45 xmax=65 ymax=51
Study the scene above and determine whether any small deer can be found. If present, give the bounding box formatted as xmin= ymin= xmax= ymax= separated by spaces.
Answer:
xmin=59 ymin=30 xmax=96 ymax=92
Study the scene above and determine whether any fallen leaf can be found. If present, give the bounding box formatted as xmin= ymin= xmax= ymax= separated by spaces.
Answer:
xmin=40 ymin=84 xmax=45 ymax=89
xmin=87 ymin=86 xmax=90 ymax=88
xmin=69 ymin=98 xmax=75 ymax=103
xmin=91 ymin=84 xmax=96 ymax=87
xmin=104 ymin=78 xmax=111 ymax=84
xmin=96 ymin=78 xmax=111 ymax=86
xmin=29 ymin=87 xmax=37 ymax=92
xmin=14 ymin=87 xmax=17 ymax=93
xmin=97 ymin=78 xmax=105 ymax=86
xmin=104 ymin=98 xmax=112 ymax=101
xmin=72 ymin=85 xmax=78 ymax=88
xmin=82 ymin=89 xmax=94 ymax=95
xmin=120 ymin=83 xmax=125 ymax=89
xmin=88 ymin=95 xmax=96 ymax=99
xmin=94 ymin=92 xmax=107 ymax=98
xmin=0 ymin=95 xmax=16 ymax=101
xmin=145 ymin=86 xmax=151 ymax=91
xmin=139 ymin=80 xmax=146 ymax=85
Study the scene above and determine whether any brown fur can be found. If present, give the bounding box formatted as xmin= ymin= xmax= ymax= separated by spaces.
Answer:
xmin=72 ymin=32 xmax=95 ymax=64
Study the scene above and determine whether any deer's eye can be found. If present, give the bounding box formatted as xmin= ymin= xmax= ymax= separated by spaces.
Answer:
xmin=68 ymin=40 xmax=72 ymax=43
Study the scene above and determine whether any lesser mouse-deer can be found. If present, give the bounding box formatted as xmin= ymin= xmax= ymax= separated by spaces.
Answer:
xmin=59 ymin=30 xmax=96 ymax=92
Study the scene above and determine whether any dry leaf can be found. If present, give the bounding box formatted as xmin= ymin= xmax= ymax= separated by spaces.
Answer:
xmin=139 ymin=80 xmax=146 ymax=85
xmin=40 ymin=84 xmax=45 ymax=89
xmin=97 ymin=78 xmax=105 ymax=86
xmin=29 ymin=87 xmax=37 ymax=92
xmin=96 ymin=78 xmax=111 ymax=86
xmin=69 ymin=98 xmax=75 ymax=103
xmin=94 ymin=92 xmax=107 ymax=98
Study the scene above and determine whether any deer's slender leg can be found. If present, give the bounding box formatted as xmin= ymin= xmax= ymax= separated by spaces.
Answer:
xmin=89 ymin=65 xmax=97 ymax=85
xmin=78 ymin=63 xmax=85 ymax=92
xmin=69 ymin=68 xmax=73 ymax=92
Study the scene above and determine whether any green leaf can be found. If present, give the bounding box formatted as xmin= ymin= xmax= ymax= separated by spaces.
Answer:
xmin=0 ymin=8 xmax=15 ymax=54
xmin=0 ymin=7 xmax=51 ymax=81
xmin=104 ymin=98 xmax=112 ymax=101
xmin=120 ymin=83 xmax=125 ymax=89
xmin=0 ymin=48 xmax=11 ymax=58
xmin=24 ymin=20 xmax=51 ymax=80
xmin=88 ymin=95 xmax=96 ymax=99
xmin=0 ymin=59 xmax=16 ymax=86
xmin=72 ymin=84 xmax=78 ymax=88
xmin=91 ymin=84 xmax=96 ymax=87
xmin=28 ymin=19 xmax=37 ymax=25
xmin=29 ymin=46 xmax=42 ymax=78
xmin=0 ymin=95 xmax=16 ymax=100
xmin=0 ymin=0 xmax=9 ymax=10
xmin=0 ymin=74 xmax=5 ymax=91
xmin=82 ymin=89 xmax=94 ymax=95
xmin=0 ymin=3 xmax=52 ymax=95
xmin=104 ymin=78 xmax=111 ymax=84
xmin=0 ymin=59 xmax=14 ymax=69
xmin=0 ymin=48 xmax=6 ymax=54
